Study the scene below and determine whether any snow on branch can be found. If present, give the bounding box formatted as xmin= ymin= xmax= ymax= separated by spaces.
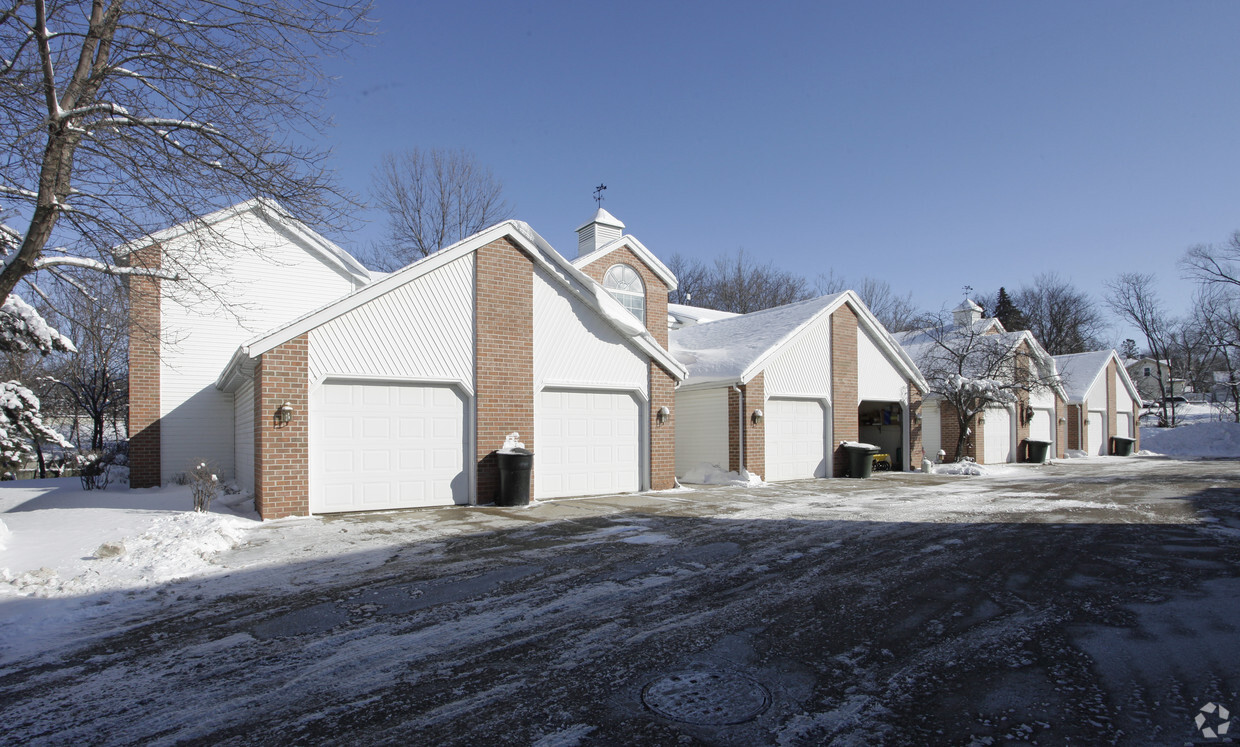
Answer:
xmin=0 ymin=294 xmax=75 ymax=354
xmin=33 ymin=255 xmax=179 ymax=280
xmin=0 ymin=380 xmax=73 ymax=472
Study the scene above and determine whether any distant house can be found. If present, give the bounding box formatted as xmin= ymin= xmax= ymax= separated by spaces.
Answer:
xmin=1054 ymin=350 xmax=1142 ymax=455
xmin=1124 ymin=357 xmax=1184 ymax=401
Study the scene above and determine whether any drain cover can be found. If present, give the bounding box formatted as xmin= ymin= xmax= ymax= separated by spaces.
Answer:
xmin=641 ymin=670 xmax=771 ymax=725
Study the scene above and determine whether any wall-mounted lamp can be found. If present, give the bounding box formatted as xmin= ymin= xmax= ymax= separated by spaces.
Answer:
xmin=751 ymin=408 xmax=764 ymax=426
xmin=1083 ymin=417 xmax=1091 ymax=425
xmin=912 ymin=411 xmax=922 ymax=424
xmin=656 ymin=405 xmax=671 ymax=425
xmin=1058 ymin=417 xmax=1067 ymax=425
xmin=275 ymin=401 xmax=294 ymax=426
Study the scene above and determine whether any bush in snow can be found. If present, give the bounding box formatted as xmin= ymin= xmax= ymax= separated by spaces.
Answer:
xmin=77 ymin=449 xmax=119 ymax=491
xmin=189 ymin=462 xmax=220 ymax=513
xmin=0 ymin=380 xmax=73 ymax=474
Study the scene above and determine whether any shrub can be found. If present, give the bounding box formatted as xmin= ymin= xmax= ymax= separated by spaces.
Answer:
xmin=189 ymin=461 xmax=219 ymax=513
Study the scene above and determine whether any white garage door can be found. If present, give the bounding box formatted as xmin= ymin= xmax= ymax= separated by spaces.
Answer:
xmin=536 ymin=389 xmax=640 ymax=499
xmin=983 ymin=407 xmax=1012 ymax=464
xmin=1117 ymin=412 xmax=1133 ymax=439
xmin=311 ymin=381 xmax=468 ymax=513
xmin=765 ymin=398 xmax=827 ymax=481
xmin=1088 ymin=409 xmax=1107 ymax=455
xmin=1028 ymin=408 xmax=1054 ymax=462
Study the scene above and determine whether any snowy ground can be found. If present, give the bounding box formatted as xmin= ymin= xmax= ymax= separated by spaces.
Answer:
xmin=2 ymin=451 xmax=1238 ymax=745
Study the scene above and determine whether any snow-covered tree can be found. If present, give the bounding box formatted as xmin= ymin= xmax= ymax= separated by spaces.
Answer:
xmin=0 ymin=0 xmax=371 ymax=306
xmin=0 ymin=380 xmax=72 ymax=475
xmin=907 ymin=312 xmax=1060 ymax=460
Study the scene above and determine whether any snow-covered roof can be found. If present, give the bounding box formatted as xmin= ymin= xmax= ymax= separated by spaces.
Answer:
xmin=574 ymin=207 xmax=624 ymax=232
xmin=571 ymin=234 xmax=678 ymax=290
xmin=217 ymin=219 xmax=687 ymax=391
xmin=954 ymin=298 xmax=983 ymax=313
xmin=1053 ymin=350 xmax=1141 ymax=404
xmin=892 ymin=316 xmax=1003 ymax=347
xmin=667 ymin=303 xmax=741 ymax=329
xmin=114 ymin=198 xmax=372 ymax=285
xmin=670 ymin=291 xmax=927 ymax=391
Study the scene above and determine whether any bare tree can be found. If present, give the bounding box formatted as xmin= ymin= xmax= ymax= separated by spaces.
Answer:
xmin=1105 ymin=273 xmax=1176 ymax=426
xmin=1012 ymin=273 xmax=1106 ymax=355
xmin=816 ymin=271 xmax=918 ymax=332
xmin=666 ymin=254 xmax=710 ymax=306
xmin=370 ymin=148 xmax=512 ymax=270
xmin=1182 ymin=230 xmax=1240 ymax=292
xmin=687 ymin=249 xmax=812 ymax=314
xmin=907 ymin=311 xmax=1060 ymax=461
xmin=0 ymin=0 xmax=371 ymax=309
xmin=1193 ymin=286 xmax=1240 ymax=421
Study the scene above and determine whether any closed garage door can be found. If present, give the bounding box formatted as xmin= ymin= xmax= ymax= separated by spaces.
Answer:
xmin=765 ymin=398 xmax=827 ymax=481
xmin=983 ymin=407 xmax=1012 ymax=464
xmin=1088 ymin=409 xmax=1107 ymax=455
xmin=536 ymin=389 xmax=640 ymax=499
xmin=311 ymin=381 xmax=468 ymax=513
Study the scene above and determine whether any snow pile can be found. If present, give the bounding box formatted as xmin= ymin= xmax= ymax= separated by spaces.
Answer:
xmin=1140 ymin=421 xmax=1240 ymax=458
xmin=840 ymin=441 xmax=879 ymax=450
xmin=679 ymin=463 xmax=765 ymax=486
xmin=0 ymin=516 xmax=9 ymax=551
xmin=1064 ymin=449 xmax=1089 ymax=459
xmin=498 ymin=432 xmax=527 ymax=454
xmin=934 ymin=460 xmax=989 ymax=476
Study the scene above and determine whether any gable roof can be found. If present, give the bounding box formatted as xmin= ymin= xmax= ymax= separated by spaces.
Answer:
xmin=667 ymin=303 xmax=741 ymax=329
xmin=669 ymin=291 xmax=928 ymax=391
xmin=892 ymin=316 xmax=1004 ymax=347
xmin=571 ymin=234 xmax=678 ymax=290
xmin=1053 ymin=349 xmax=1141 ymax=404
xmin=115 ymin=198 xmax=372 ymax=285
xmin=217 ymin=220 xmax=687 ymax=391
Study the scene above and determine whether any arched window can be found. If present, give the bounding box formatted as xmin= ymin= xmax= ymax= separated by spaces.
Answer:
xmin=603 ymin=264 xmax=645 ymax=325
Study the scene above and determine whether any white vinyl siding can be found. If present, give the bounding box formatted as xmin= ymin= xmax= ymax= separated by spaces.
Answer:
xmin=310 ymin=381 xmax=468 ymax=513
xmin=308 ymin=254 xmax=474 ymax=387
xmin=233 ymin=379 xmax=254 ymax=494
xmin=857 ymin=325 xmax=908 ymax=401
xmin=533 ymin=268 xmax=648 ymax=391
xmin=535 ymin=389 xmax=641 ymax=499
xmin=983 ymin=407 xmax=1012 ymax=464
xmin=675 ymin=388 xmax=729 ymax=477
xmin=763 ymin=316 xmax=832 ymax=399
xmin=764 ymin=398 xmax=828 ymax=481
xmin=160 ymin=208 xmax=363 ymax=484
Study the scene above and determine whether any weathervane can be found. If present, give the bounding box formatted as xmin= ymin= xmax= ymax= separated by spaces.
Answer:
xmin=962 ymin=285 xmax=973 ymax=300
xmin=593 ymin=183 xmax=607 ymax=207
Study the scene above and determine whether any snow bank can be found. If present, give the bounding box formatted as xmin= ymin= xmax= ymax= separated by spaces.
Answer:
xmin=0 ymin=516 xmax=9 ymax=551
xmin=1140 ymin=421 xmax=1240 ymax=458
xmin=679 ymin=463 xmax=765 ymax=486
xmin=933 ymin=461 xmax=989 ymax=476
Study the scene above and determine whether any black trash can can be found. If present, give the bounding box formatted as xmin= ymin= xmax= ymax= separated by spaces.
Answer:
xmin=496 ymin=448 xmax=533 ymax=506
xmin=1110 ymin=436 xmax=1136 ymax=457
xmin=1024 ymin=439 xmax=1051 ymax=464
xmin=843 ymin=443 xmax=879 ymax=478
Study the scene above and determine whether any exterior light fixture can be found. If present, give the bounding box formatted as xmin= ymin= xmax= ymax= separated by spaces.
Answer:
xmin=275 ymin=401 xmax=294 ymax=425
xmin=656 ymin=405 xmax=670 ymax=425
xmin=751 ymin=409 xmax=764 ymax=426
xmin=1058 ymin=417 xmax=1067 ymax=424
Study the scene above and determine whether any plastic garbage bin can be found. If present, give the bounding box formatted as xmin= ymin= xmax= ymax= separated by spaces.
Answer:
xmin=496 ymin=448 xmax=533 ymax=506
xmin=1110 ymin=436 xmax=1136 ymax=457
xmin=843 ymin=443 xmax=880 ymax=478
xmin=1023 ymin=439 xmax=1051 ymax=464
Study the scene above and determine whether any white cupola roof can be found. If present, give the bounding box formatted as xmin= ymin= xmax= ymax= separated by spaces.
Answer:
xmin=952 ymin=298 xmax=984 ymax=327
xmin=575 ymin=207 xmax=625 ymax=257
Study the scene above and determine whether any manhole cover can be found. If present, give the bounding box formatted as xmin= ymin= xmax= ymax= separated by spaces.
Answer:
xmin=641 ymin=670 xmax=771 ymax=725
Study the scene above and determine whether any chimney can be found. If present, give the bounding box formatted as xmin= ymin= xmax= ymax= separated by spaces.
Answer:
xmin=952 ymin=298 xmax=983 ymax=327
xmin=575 ymin=208 xmax=625 ymax=257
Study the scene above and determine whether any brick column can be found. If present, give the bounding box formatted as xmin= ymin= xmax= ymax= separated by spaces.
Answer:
xmin=1132 ymin=397 xmax=1141 ymax=452
xmin=1055 ymin=395 xmax=1067 ymax=457
xmin=830 ymin=305 xmax=858 ymax=476
xmin=1067 ymin=404 xmax=1082 ymax=451
xmin=1015 ymin=392 xmax=1031 ymax=462
xmin=649 ymin=364 xmax=677 ymax=489
xmin=907 ymin=382 xmax=923 ymax=468
xmin=1106 ymin=360 xmax=1118 ymax=454
xmin=726 ymin=374 xmax=765 ymax=477
xmin=475 ymin=238 xmax=534 ymax=503
xmin=127 ymin=244 xmax=162 ymax=488
xmin=254 ymin=334 xmax=309 ymax=518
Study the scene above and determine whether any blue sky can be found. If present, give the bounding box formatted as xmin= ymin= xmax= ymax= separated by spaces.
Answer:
xmin=319 ymin=1 xmax=1240 ymax=341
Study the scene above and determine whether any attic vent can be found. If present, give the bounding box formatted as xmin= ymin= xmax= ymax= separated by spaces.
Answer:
xmin=576 ymin=208 xmax=625 ymax=257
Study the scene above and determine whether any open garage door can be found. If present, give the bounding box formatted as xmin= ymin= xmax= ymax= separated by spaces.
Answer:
xmin=535 ymin=389 xmax=641 ymax=499
xmin=764 ymin=398 xmax=828 ymax=481
xmin=311 ymin=381 xmax=469 ymax=513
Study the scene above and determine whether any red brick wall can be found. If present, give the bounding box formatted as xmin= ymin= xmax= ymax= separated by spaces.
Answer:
xmin=1055 ymin=395 xmax=1067 ymax=458
xmin=127 ymin=244 xmax=162 ymax=488
xmin=830 ymin=306 xmax=858 ymax=476
xmin=254 ymin=334 xmax=309 ymax=519
xmin=475 ymin=237 xmax=535 ymax=503
xmin=1067 ymin=404 xmax=1082 ymax=451
xmin=907 ymin=382 xmax=923 ymax=468
xmin=649 ymin=364 xmax=677 ymax=489
xmin=726 ymin=374 xmax=765 ymax=477
xmin=1106 ymin=360 xmax=1118 ymax=454
xmin=577 ymin=243 xmax=669 ymax=349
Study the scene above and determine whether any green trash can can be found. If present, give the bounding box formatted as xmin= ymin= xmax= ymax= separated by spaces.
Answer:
xmin=495 ymin=448 xmax=533 ymax=506
xmin=1024 ymin=439 xmax=1051 ymax=464
xmin=1110 ymin=436 xmax=1136 ymax=457
xmin=843 ymin=443 xmax=879 ymax=478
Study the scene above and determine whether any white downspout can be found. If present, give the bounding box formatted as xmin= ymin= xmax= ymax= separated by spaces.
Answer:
xmin=733 ymin=384 xmax=745 ymax=473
